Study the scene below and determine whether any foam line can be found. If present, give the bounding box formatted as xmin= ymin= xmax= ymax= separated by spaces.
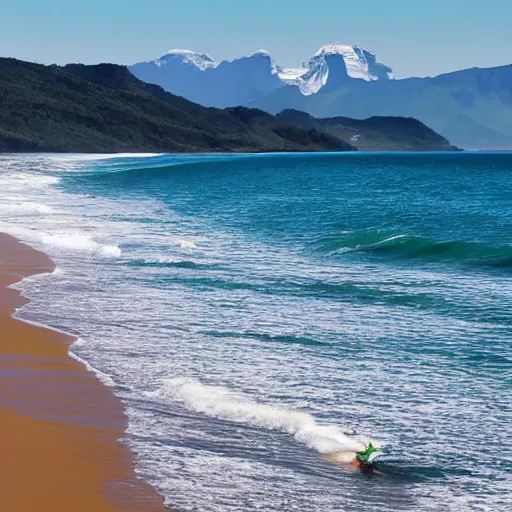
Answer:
xmin=41 ymin=233 xmax=121 ymax=258
xmin=159 ymin=378 xmax=367 ymax=454
xmin=69 ymin=350 xmax=116 ymax=388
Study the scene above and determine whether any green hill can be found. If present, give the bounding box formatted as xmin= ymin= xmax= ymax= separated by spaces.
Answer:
xmin=276 ymin=110 xmax=456 ymax=151
xmin=0 ymin=58 xmax=455 ymax=153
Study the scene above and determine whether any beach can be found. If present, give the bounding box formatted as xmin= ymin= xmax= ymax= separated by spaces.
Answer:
xmin=0 ymin=233 xmax=166 ymax=511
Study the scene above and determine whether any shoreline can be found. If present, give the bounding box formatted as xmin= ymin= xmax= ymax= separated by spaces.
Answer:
xmin=0 ymin=233 xmax=167 ymax=511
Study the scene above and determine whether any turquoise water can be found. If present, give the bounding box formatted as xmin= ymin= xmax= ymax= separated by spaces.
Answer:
xmin=1 ymin=152 xmax=511 ymax=511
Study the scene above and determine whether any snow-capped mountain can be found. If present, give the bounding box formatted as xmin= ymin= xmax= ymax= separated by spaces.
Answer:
xmin=128 ymin=45 xmax=512 ymax=148
xmin=130 ymin=48 xmax=283 ymax=108
xmin=129 ymin=50 xmax=216 ymax=106
xmin=208 ymin=50 xmax=284 ymax=107
xmin=278 ymin=44 xmax=393 ymax=95
xmin=161 ymin=49 xmax=217 ymax=70
xmin=129 ymin=44 xmax=394 ymax=106
xmin=315 ymin=44 xmax=393 ymax=81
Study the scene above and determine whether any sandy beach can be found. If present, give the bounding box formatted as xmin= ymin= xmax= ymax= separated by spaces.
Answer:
xmin=0 ymin=233 xmax=167 ymax=511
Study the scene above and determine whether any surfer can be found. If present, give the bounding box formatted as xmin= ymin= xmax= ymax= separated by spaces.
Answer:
xmin=324 ymin=440 xmax=382 ymax=471
xmin=352 ymin=441 xmax=382 ymax=470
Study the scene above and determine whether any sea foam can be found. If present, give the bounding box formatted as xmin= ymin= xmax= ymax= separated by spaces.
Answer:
xmin=41 ymin=233 xmax=121 ymax=258
xmin=1 ymin=173 xmax=61 ymax=189
xmin=157 ymin=378 xmax=367 ymax=454
xmin=69 ymin=350 xmax=116 ymax=388
xmin=179 ymin=240 xmax=198 ymax=249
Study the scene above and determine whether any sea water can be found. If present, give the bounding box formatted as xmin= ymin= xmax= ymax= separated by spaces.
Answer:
xmin=1 ymin=152 xmax=511 ymax=511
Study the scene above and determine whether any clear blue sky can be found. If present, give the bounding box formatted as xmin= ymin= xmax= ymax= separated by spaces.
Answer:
xmin=1 ymin=0 xmax=511 ymax=78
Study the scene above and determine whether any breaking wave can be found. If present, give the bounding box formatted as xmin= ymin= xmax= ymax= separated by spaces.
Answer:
xmin=41 ymin=234 xmax=121 ymax=258
xmin=179 ymin=239 xmax=198 ymax=250
xmin=0 ymin=173 xmax=61 ymax=189
xmin=319 ymin=230 xmax=512 ymax=268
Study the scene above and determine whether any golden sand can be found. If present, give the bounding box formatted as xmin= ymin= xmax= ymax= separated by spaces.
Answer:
xmin=0 ymin=233 xmax=167 ymax=511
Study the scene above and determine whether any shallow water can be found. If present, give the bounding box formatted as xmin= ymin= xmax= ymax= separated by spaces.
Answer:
xmin=1 ymin=152 xmax=511 ymax=511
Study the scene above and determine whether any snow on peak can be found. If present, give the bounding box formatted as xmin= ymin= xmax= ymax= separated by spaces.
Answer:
xmin=161 ymin=49 xmax=218 ymax=70
xmin=245 ymin=49 xmax=272 ymax=58
xmin=278 ymin=43 xmax=393 ymax=95
xmin=313 ymin=43 xmax=393 ymax=81
xmin=233 ymin=49 xmax=280 ymax=75
xmin=278 ymin=63 xmax=328 ymax=96
xmin=314 ymin=43 xmax=360 ymax=57
xmin=140 ymin=43 xmax=392 ymax=96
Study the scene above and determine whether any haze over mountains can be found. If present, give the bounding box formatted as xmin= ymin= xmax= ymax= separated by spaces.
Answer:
xmin=130 ymin=44 xmax=512 ymax=149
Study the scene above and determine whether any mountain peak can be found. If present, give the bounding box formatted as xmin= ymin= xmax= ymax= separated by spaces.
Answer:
xmin=232 ymin=49 xmax=280 ymax=75
xmin=276 ymin=43 xmax=393 ymax=95
xmin=161 ymin=49 xmax=217 ymax=70
xmin=244 ymin=49 xmax=273 ymax=59
xmin=314 ymin=43 xmax=357 ymax=56
xmin=131 ymin=43 xmax=394 ymax=103
xmin=313 ymin=43 xmax=393 ymax=81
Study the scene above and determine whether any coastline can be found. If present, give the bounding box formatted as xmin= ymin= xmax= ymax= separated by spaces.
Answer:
xmin=0 ymin=233 xmax=167 ymax=511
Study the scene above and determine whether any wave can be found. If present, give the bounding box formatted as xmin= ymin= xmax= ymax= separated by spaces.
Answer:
xmin=319 ymin=229 xmax=512 ymax=268
xmin=179 ymin=240 xmax=198 ymax=250
xmin=15 ymin=202 xmax=54 ymax=214
xmin=0 ymin=173 xmax=61 ymax=189
xmin=41 ymin=234 xmax=121 ymax=258
xmin=69 ymin=350 xmax=116 ymax=388
xmin=9 ymin=305 xmax=116 ymax=389
xmin=0 ymin=201 xmax=54 ymax=215
xmin=133 ymin=257 xmax=217 ymax=270
xmin=156 ymin=378 xmax=368 ymax=454
xmin=61 ymin=153 xmax=318 ymax=187
xmin=298 ymin=281 xmax=446 ymax=308
xmin=66 ymin=154 xmax=243 ymax=180
xmin=50 ymin=153 xmax=164 ymax=162
xmin=202 ymin=330 xmax=330 ymax=347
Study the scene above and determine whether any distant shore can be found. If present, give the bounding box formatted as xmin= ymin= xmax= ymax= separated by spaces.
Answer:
xmin=0 ymin=58 xmax=457 ymax=153
xmin=0 ymin=233 xmax=167 ymax=511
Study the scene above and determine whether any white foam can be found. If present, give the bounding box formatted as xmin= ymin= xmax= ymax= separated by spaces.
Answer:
xmin=49 ymin=153 xmax=164 ymax=162
xmin=179 ymin=240 xmax=198 ymax=250
xmin=367 ymin=234 xmax=408 ymax=248
xmin=69 ymin=350 xmax=116 ymax=388
xmin=144 ymin=255 xmax=213 ymax=266
xmin=41 ymin=233 xmax=121 ymax=258
xmin=157 ymin=378 xmax=367 ymax=454
xmin=4 ymin=195 xmax=25 ymax=200
xmin=9 ymin=202 xmax=54 ymax=214
xmin=0 ymin=173 xmax=61 ymax=189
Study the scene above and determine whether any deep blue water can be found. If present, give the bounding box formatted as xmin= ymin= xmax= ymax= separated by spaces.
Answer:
xmin=1 ymin=152 xmax=511 ymax=511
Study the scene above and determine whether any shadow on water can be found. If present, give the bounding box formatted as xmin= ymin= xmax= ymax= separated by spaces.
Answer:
xmin=370 ymin=460 xmax=473 ymax=482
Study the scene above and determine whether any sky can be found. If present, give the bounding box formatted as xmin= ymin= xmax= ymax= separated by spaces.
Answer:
xmin=1 ymin=0 xmax=511 ymax=78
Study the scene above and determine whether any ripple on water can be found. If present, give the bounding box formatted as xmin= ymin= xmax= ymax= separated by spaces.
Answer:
xmin=2 ymin=153 xmax=511 ymax=511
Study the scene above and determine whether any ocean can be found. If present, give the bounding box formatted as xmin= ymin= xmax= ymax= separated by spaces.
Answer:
xmin=1 ymin=152 xmax=511 ymax=511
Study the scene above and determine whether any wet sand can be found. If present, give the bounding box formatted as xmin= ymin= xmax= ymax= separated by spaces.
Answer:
xmin=0 ymin=233 xmax=167 ymax=511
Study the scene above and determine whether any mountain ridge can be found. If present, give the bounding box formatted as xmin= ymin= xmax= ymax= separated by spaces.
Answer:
xmin=129 ymin=43 xmax=392 ymax=107
xmin=130 ymin=45 xmax=512 ymax=149
xmin=0 ymin=58 xmax=349 ymax=153
xmin=0 ymin=57 xmax=456 ymax=153
xmin=250 ymin=63 xmax=512 ymax=149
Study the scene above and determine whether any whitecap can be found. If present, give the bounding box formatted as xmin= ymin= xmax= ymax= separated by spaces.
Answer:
xmin=179 ymin=240 xmax=198 ymax=250
xmin=41 ymin=233 xmax=121 ymax=258
xmin=0 ymin=173 xmax=61 ymax=189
